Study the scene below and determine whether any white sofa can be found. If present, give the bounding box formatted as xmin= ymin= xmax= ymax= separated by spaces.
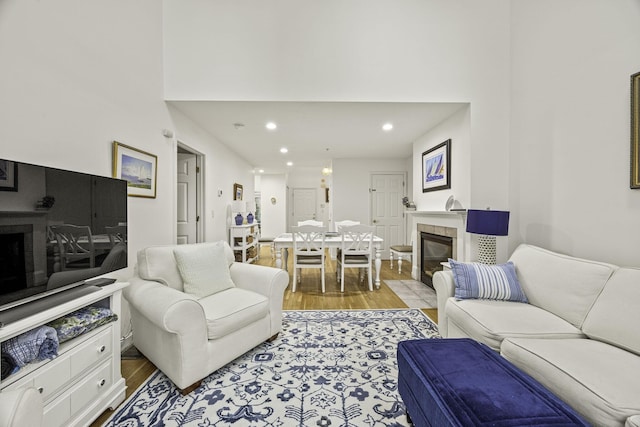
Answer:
xmin=434 ymin=244 xmax=640 ymax=427
xmin=124 ymin=241 xmax=289 ymax=391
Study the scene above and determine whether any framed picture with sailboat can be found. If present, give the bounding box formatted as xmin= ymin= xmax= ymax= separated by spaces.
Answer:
xmin=112 ymin=141 xmax=158 ymax=198
xmin=422 ymin=139 xmax=451 ymax=193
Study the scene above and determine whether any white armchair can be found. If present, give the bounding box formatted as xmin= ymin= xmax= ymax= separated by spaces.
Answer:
xmin=0 ymin=388 xmax=43 ymax=427
xmin=124 ymin=241 xmax=289 ymax=392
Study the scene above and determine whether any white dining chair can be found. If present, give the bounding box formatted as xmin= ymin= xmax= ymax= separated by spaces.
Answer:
xmin=291 ymin=225 xmax=327 ymax=293
xmin=50 ymin=224 xmax=96 ymax=271
xmin=336 ymin=224 xmax=374 ymax=292
xmin=297 ymin=220 xmax=324 ymax=227
xmin=334 ymin=220 xmax=360 ymax=232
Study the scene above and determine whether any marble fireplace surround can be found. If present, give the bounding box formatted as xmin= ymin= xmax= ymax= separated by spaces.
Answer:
xmin=406 ymin=211 xmax=469 ymax=281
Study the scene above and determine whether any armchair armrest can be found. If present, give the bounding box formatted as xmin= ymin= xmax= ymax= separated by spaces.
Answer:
xmin=230 ymin=262 xmax=289 ymax=299
xmin=0 ymin=388 xmax=42 ymax=427
xmin=627 ymin=415 xmax=640 ymax=427
xmin=433 ymin=270 xmax=456 ymax=337
xmin=124 ymin=277 xmax=206 ymax=335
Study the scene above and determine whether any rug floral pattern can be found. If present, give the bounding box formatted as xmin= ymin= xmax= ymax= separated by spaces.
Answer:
xmin=105 ymin=309 xmax=440 ymax=426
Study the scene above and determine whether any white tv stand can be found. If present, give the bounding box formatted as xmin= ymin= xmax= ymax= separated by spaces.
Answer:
xmin=0 ymin=282 xmax=128 ymax=427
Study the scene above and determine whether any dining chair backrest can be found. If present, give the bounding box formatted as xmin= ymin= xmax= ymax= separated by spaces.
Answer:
xmin=105 ymin=225 xmax=127 ymax=247
xmin=297 ymin=220 xmax=324 ymax=227
xmin=335 ymin=220 xmax=360 ymax=232
xmin=292 ymin=225 xmax=327 ymax=255
xmin=50 ymin=224 xmax=96 ymax=270
xmin=340 ymin=224 xmax=374 ymax=256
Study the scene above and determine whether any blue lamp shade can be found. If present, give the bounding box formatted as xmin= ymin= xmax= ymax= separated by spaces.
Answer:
xmin=466 ymin=209 xmax=510 ymax=236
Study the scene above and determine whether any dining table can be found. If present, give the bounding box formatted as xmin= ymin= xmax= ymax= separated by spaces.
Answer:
xmin=273 ymin=232 xmax=385 ymax=289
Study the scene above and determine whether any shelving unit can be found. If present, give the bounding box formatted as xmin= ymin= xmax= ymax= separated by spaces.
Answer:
xmin=0 ymin=282 xmax=128 ymax=427
xmin=229 ymin=223 xmax=259 ymax=263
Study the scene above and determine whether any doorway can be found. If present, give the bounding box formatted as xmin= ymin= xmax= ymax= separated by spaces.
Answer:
xmin=290 ymin=188 xmax=318 ymax=230
xmin=176 ymin=143 xmax=203 ymax=244
xmin=370 ymin=173 xmax=406 ymax=258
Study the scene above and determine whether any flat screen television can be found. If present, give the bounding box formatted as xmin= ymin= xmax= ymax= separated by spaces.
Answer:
xmin=0 ymin=158 xmax=127 ymax=319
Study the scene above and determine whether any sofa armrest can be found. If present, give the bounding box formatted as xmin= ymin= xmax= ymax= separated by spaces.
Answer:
xmin=124 ymin=277 xmax=206 ymax=335
xmin=0 ymin=388 xmax=42 ymax=427
xmin=433 ymin=270 xmax=456 ymax=337
xmin=627 ymin=415 xmax=640 ymax=427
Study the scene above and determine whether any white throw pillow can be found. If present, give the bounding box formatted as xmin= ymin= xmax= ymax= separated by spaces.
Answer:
xmin=173 ymin=243 xmax=235 ymax=299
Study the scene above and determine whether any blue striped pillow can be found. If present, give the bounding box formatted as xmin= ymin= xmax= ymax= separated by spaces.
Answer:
xmin=449 ymin=259 xmax=528 ymax=303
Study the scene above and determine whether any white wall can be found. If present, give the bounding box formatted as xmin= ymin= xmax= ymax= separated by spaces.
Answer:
xmin=286 ymin=167 xmax=332 ymax=230
xmin=257 ymin=174 xmax=287 ymax=238
xmin=332 ymin=158 xmax=409 ymax=226
xmin=163 ymin=0 xmax=512 ymax=216
xmin=510 ymin=0 xmax=640 ymax=266
xmin=413 ymin=106 xmax=472 ymax=211
xmin=168 ymin=106 xmax=255 ymax=242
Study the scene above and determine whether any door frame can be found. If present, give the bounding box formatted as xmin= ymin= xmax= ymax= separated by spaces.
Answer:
xmin=369 ymin=171 xmax=408 ymax=257
xmin=176 ymin=141 xmax=204 ymax=243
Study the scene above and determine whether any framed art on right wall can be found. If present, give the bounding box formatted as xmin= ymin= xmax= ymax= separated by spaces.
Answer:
xmin=631 ymin=71 xmax=640 ymax=188
xmin=422 ymin=139 xmax=451 ymax=193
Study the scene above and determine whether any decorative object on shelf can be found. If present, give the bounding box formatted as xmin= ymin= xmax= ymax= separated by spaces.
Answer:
xmin=631 ymin=71 xmax=640 ymax=188
xmin=231 ymin=201 xmax=245 ymax=225
xmin=246 ymin=201 xmax=256 ymax=224
xmin=466 ymin=208 xmax=510 ymax=265
xmin=35 ymin=195 xmax=55 ymax=210
xmin=112 ymin=141 xmax=158 ymax=198
xmin=422 ymin=139 xmax=451 ymax=193
xmin=445 ymin=195 xmax=455 ymax=211
xmin=402 ymin=196 xmax=416 ymax=210
xmin=0 ymin=159 xmax=18 ymax=192
xmin=233 ymin=183 xmax=243 ymax=200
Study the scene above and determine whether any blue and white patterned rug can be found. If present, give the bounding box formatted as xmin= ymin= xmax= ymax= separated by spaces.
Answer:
xmin=104 ymin=309 xmax=440 ymax=426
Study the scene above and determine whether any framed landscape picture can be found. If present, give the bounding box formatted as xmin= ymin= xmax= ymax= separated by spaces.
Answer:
xmin=112 ymin=141 xmax=158 ymax=198
xmin=0 ymin=160 xmax=17 ymax=192
xmin=234 ymin=183 xmax=243 ymax=200
xmin=631 ymin=71 xmax=640 ymax=188
xmin=422 ymin=139 xmax=451 ymax=193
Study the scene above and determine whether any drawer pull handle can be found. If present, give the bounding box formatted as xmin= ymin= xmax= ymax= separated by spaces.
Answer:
xmin=98 ymin=378 xmax=106 ymax=387
xmin=37 ymin=387 xmax=44 ymax=394
xmin=99 ymin=345 xmax=106 ymax=353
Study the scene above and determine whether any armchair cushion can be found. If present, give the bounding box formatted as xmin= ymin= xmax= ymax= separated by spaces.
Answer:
xmin=174 ymin=243 xmax=235 ymax=299
xmin=199 ymin=288 xmax=269 ymax=339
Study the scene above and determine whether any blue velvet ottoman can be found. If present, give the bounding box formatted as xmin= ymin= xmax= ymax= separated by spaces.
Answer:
xmin=397 ymin=338 xmax=589 ymax=427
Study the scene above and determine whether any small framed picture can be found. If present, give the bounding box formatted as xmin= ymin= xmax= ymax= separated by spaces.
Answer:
xmin=0 ymin=160 xmax=18 ymax=192
xmin=234 ymin=183 xmax=243 ymax=200
xmin=422 ymin=139 xmax=451 ymax=193
xmin=112 ymin=141 xmax=158 ymax=198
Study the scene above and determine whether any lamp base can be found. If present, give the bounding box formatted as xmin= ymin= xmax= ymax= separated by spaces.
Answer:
xmin=477 ymin=235 xmax=497 ymax=265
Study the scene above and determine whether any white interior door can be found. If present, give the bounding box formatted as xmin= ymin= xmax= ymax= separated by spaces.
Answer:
xmin=370 ymin=173 xmax=405 ymax=258
xmin=177 ymin=153 xmax=197 ymax=244
xmin=291 ymin=188 xmax=317 ymax=230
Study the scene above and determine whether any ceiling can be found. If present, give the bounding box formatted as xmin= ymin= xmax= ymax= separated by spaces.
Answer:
xmin=169 ymin=101 xmax=467 ymax=174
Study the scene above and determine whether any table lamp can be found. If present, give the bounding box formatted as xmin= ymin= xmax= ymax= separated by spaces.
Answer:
xmin=466 ymin=209 xmax=510 ymax=264
xmin=231 ymin=201 xmax=246 ymax=225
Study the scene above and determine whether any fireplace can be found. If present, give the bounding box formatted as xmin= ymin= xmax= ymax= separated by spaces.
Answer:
xmin=420 ymin=232 xmax=453 ymax=288
xmin=0 ymin=224 xmax=35 ymax=290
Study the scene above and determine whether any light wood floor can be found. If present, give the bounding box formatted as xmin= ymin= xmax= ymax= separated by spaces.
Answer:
xmin=91 ymin=247 xmax=436 ymax=426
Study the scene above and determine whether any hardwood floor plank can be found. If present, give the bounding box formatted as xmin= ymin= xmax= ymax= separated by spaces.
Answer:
xmin=90 ymin=245 xmax=436 ymax=426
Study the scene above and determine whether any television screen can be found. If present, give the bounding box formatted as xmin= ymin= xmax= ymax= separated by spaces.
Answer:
xmin=0 ymin=159 xmax=127 ymax=313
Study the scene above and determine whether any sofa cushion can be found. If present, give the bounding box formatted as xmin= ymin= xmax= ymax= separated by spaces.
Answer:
xmin=501 ymin=338 xmax=640 ymax=427
xmin=508 ymin=244 xmax=616 ymax=328
xmin=137 ymin=241 xmax=235 ymax=292
xmin=174 ymin=243 xmax=235 ymax=299
xmin=449 ymin=259 xmax=527 ymax=303
xmin=445 ymin=298 xmax=584 ymax=351
xmin=198 ymin=288 xmax=269 ymax=340
xmin=582 ymin=267 xmax=640 ymax=356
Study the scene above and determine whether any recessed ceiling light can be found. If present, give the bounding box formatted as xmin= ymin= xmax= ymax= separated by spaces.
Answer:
xmin=286 ymin=161 xmax=293 ymax=166
xmin=382 ymin=123 xmax=393 ymax=131
xmin=266 ymin=122 xmax=277 ymax=130
xmin=280 ymin=147 xmax=288 ymax=154
xmin=259 ymin=169 xmax=265 ymax=173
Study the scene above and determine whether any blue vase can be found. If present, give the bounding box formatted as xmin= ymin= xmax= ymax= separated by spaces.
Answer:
xmin=247 ymin=212 xmax=254 ymax=224
xmin=235 ymin=213 xmax=243 ymax=225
